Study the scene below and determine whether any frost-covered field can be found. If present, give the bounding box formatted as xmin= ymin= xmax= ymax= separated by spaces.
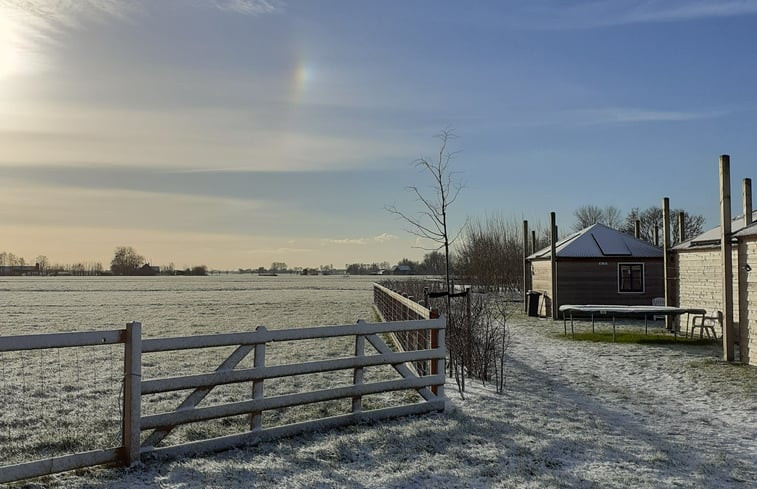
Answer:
xmin=3 ymin=277 xmax=756 ymax=488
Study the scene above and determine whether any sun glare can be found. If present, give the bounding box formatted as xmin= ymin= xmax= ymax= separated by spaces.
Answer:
xmin=0 ymin=8 xmax=37 ymax=79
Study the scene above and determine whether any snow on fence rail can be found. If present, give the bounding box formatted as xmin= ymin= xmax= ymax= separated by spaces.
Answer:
xmin=0 ymin=317 xmax=445 ymax=484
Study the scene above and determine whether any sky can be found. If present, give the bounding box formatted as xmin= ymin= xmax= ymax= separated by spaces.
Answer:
xmin=2 ymin=0 xmax=757 ymax=270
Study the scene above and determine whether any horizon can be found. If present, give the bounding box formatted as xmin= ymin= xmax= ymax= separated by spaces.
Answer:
xmin=2 ymin=1 xmax=757 ymax=268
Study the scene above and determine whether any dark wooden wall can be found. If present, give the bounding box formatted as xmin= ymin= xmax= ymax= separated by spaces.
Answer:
xmin=555 ymin=258 xmax=664 ymax=308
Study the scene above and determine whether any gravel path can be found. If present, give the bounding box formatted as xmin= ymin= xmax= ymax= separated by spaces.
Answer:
xmin=33 ymin=316 xmax=757 ymax=488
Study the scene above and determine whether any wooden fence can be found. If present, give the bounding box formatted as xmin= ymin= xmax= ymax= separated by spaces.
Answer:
xmin=0 ymin=317 xmax=445 ymax=484
xmin=373 ymin=283 xmax=437 ymax=375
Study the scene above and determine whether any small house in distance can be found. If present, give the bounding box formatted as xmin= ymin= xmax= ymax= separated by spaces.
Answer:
xmin=526 ymin=223 xmax=664 ymax=317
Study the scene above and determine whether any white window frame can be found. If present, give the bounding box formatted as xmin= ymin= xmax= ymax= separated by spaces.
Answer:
xmin=618 ymin=262 xmax=645 ymax=294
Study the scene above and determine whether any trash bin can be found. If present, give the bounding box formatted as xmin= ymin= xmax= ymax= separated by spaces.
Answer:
xmin=527 ymin=291 xmax=541 ymax=317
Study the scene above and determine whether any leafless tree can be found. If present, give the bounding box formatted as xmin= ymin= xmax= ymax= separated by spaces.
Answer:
xmin=110 ymin=246 xmax=145 ymax=275
xmin=385 ymin=129 xmax=465 ymax=396
xmin=385 ymin=129 xmax=464 ymax=301
xmin=622 ymin=207 xmax=704 ymax=245
xmin=573 ymin=204 xmax=623 ymax=231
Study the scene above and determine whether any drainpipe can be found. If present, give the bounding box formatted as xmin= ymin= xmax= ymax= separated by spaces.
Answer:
xmin=662 ymin=197 xmax=672 ymax=329
xmin=738 ymin=178 xmax=752 ymax=363
xmin=550 ymin=212 xmax=558 ymax=320
xmin=523 ymin=220 xmax=529 ymax=313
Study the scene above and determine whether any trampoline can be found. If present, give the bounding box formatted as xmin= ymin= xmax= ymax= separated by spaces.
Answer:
xmin=558 ymin=304 xmax=707 ymax=341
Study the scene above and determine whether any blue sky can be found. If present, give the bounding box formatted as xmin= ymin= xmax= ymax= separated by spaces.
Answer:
xmin=1 ymin=0 xmax=756 ymax=269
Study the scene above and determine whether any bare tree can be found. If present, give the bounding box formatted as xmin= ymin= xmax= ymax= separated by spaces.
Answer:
xmin=622 ymin=207 xmax=704 ymax=245
xmin=35 ymin=255 xmax=49 ymax=275
xmin=385 ymin=129 xmax=464 ymax=299
xmin=573 ymin=204 xmax=623 ymax=231
xmin=110 ymin=246 xmax=145 ymax=275
xmin=385 ymin=129 xmax=465 ymax=396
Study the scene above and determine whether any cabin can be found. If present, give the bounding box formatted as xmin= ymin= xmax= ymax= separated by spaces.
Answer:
xmin=392 ymin=265 xmax=412 ymax=275
xmin=526 ymin=223 xmax=664 ymax=317
xmin=672 ymin=209 xmax=756 ymax=365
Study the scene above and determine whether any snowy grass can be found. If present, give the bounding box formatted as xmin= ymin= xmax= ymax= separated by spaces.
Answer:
xmin=11 ymin=313 xmax=755 ymax=488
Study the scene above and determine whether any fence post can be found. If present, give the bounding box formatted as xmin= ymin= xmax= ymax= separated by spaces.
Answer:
xmin=250 ymin=326 xmax=266 ymax=431
xmin=429 ymin=309 xmax=444 ymax=397
xmin=123 ymin=321 xmax=142 ymax=467
xmin=352 ymin=324 xmax=365 ymax=414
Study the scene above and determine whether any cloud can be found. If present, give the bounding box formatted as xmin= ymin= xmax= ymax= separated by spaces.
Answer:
xmin=500 ymin=106 xmax=729 ymax=128
xmin=373 ymin=233 xmax=398 ymax=242
xmin=213 ymin=0 xmax=285 ymax=15
xmin=325 ymin=234 xmax=399 ymax=246
xmin=326 ymin=238 xmax=368 ymax=246
xmin=510 ymin=0 xmax=757 ymax=30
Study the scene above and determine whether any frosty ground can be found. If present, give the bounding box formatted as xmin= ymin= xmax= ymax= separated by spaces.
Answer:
xmin=27 ymin=316 xmax=757 ymax=488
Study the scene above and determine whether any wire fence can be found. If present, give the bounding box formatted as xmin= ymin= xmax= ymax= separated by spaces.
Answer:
xmin=0 ymin=344 xmax=123 ymax=467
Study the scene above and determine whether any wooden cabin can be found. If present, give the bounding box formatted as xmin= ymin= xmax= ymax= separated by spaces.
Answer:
xmin=526 ymin=223 xmax=664 ymax=317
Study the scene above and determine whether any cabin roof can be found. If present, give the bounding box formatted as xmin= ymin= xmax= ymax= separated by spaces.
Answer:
xmin=672 ymin=210 xmax=757 ymax=250
xmin=527 ymin=223 xmax=662 ymax=260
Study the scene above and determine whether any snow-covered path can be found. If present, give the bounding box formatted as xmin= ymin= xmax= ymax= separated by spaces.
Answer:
xmin=45 ymin=317 xmax=756 ymax=488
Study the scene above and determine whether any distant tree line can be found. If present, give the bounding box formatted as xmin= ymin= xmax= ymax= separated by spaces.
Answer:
xmin=0 ymin=247 xmax=207 ymax=276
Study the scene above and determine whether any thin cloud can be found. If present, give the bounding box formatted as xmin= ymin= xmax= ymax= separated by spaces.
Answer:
xmin=573 ymin=107 xmax=729 ymax=124
xmin=373 ymin=233 xmax=398 ymax=242
xmin=325 ymin=234 xmax=398 ymax=246
xmin=326 ymin=238 xmax=367 ymax=246
xmin=511 ymin=0 xmax=757 ymax=30
xmin=213 ymin=0 xmax=285 ymax=15
xmin=500 ymin=107 xmax=729 ymax=128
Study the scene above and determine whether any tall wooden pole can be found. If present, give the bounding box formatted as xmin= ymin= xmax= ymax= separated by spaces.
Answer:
xmin=678 ymin=212 xmax=686 ymax=244
xmin=550 ymin=212 xmax=558 ymax=320
xmin=720 ymin=155 xmax=735 ymax=361
xmin=744 ymin=178 xmax=753 ymax=228
xmin=523 ymin=220 xmax=530 ymax=313
xmin=662 ymin=197 xmax=672 ymax=329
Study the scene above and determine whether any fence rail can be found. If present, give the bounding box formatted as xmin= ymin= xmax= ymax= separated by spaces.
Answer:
xmin=0 ymin=316 xmax=446 ymax=484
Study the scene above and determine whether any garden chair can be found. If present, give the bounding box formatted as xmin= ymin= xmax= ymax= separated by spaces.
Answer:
xmin=690 ymin=310 xmax=722 ymax=339
xmin=652 ymin=297 xmax=665 ymax=321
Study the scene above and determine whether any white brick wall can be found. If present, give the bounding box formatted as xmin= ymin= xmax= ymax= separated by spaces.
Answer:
xmin=675 ymin=243 xmax=756 ymax=366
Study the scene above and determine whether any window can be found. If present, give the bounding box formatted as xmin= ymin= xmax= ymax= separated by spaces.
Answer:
xmin=618 ymin=263 xmax=644 ymax=293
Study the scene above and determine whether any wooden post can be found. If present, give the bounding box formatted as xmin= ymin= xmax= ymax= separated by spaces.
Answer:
xmin=250 ymin=326 xmax=266 ymax=431
xmin=429 ymin=308 xmax=443 ymax=396
xmin=550 ymin=212 xmax=558 ymax=320
xmin=739 ymin=178 xmax=752 ymax=362
xmin=720 ymin=155 xmax=735 ymax=361
xmin=678 ymin=212 xmax=686 ymax=244
xmin=122 ymin=321 xmax=142 ymax=467
xmin=744 ymin=178 xmax=753 ymax=227
xmin=523 ymin=220 xmax=529 ymax=313
xmin=352 ymin=328 xmax=365 ymax=414
xmin=431 ymin=309 xmax=445 ymax=400
xmin=662 ymin=198 xmax=672 ymax=329
xmin=634 ymin=220 xmax=641 ymax=239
